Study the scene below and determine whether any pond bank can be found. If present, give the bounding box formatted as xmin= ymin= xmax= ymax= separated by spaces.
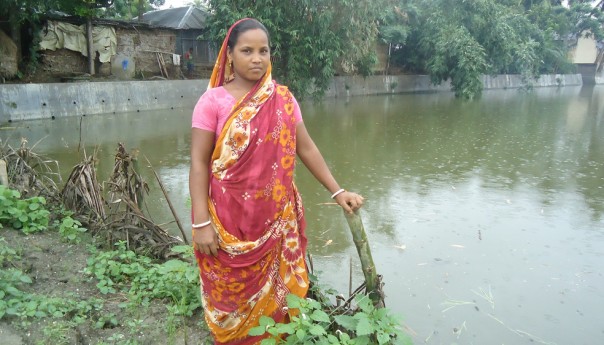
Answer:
xmin=0 ymin=227 xmax=209 ymax=345
xmin=0 ymin=74 xmax=582 ymax=123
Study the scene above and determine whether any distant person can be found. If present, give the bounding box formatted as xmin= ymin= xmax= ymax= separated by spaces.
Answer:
xmin=185 ymin=47 xmax=194 ymax=77
xmin=189 ymin=18 xmax=364 ymax=344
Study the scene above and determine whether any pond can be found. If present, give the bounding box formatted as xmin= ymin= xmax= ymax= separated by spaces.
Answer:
xmin=3 ymin=85 xmax=603 ymax=344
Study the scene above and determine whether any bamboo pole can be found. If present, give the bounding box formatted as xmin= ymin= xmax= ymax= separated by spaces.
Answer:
xmin=344 ymin=210 xmax=384 ymax=307
xmin=144 ymin=156 xmax=188 ymax=245
xmin=159 ymin=53 xmax=169 ymax=78
xmin=156 ymin=53 xmax=164 ymax=78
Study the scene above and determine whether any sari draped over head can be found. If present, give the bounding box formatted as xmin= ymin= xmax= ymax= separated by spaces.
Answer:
xmin=193 ymin=18 xmax=309 ymax=345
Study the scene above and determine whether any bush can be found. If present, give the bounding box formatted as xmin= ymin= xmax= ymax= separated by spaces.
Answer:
xmin=84 ymin=242 xmax=201 ymax=316
xmin=0 ymin=185 xmax=50 ymax=234
xmin=249 ymin=293 xmax=411 ymax=345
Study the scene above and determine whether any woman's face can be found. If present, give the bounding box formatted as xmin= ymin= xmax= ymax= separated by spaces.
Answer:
xmin=228 ymin=28 xmax=270 ymax=83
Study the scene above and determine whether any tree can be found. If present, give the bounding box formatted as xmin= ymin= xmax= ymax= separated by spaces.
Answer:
xmin=1 ymin=0 xmax=112 ymax=71
xmin=1 ymin=0 xmax=87 ymax=64
xmin=408 ymin=0 xmax=544 ymax=98
xmin=98 ymin=0 xmax=164 ymax=20
xmin=380 ymin=0 xmax=604 ymax=99
xmin=188 ymin=0 xmax=209 ymax=9
xmin=0 ymin=0 xmax=166 ymax=77
xmin=101 ymin=0 xmax=136 ymax=19
xmin=203 ymin=0 xmax=385 ymax=98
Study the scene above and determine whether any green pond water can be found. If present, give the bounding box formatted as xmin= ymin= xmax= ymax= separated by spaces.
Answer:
xmin=3 ymin=85 xmax=603 ymax=344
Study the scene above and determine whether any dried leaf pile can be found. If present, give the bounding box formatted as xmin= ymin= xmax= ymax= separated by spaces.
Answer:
xmin=1 ymin=139 xmax=182 ymax=258
xmin=1 ymin=138 xmax=61 ymax=199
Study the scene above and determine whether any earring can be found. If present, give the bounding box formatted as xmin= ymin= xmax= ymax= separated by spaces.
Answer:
xmin=225 ymin=58 xmax=235 ymax=83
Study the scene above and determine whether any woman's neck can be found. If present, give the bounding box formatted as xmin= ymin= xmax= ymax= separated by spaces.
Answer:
xmin=224 ymin=78 xmax=257 ymax=100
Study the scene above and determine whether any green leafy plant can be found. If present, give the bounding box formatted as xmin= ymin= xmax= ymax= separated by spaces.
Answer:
xmin=333 ymin=295 xmax=406 ymax=345
xmin=46 ymin=206 xmax=87 ymax=243
xmin=94 ymin=312 xmax=119 ymax=329
xmin=85 ymin=242 xmax=201 ymax=316
xmin=39 ymin=320 xmax=73 ymax=345
xmin=0 ymin=267 xmax=33 ymax=319
xmin=0 ymin=265 xmax=103 ymax=320
xmin=248 ymin=293 xmax=410 ymax=345
xmin=0 ymin=237 xmax=19 ymax=266
xmin=56 ymin=215 xmax=87 ymax=243
xmin=0 ymin=231 xmax=103 ymax=322
xmin=0 ymin=185 xmax=50 ymax=234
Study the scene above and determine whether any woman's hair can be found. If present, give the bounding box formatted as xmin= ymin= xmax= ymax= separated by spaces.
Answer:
xmin=227 ymin=19 xmax=270 ymax=49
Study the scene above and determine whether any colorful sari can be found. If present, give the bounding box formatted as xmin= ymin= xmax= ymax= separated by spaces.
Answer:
xmin=193 ymin=19 xmax=309 ymax=345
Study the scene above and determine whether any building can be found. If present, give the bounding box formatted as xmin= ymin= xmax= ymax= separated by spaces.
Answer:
xmin=569 ymin=31 xmax=604 ymax=85
xmin=31 ymin=6 xmax=215 ymax=81
xmin=137 ymin=6 xmax=216 ymax=69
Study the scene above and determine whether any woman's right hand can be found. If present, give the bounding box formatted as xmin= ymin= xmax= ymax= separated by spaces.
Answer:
xmin=335 ymin=191 xmax=364 ymax=214
xmin=193 ymin=224 xmax=219 ymax=256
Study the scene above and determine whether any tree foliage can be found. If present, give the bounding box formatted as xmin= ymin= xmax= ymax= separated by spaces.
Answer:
xmin=3 ymin=0 xmax=603 ymax=99
xmin=1 ymin=0 xmax=113 ymax=22
xmin=380 ymin=0 xmax=604 ymax=99
xmin=100 ymin=0 xmax=165 ymax=20
xmin=0 ymin=0 xmax=165 ymax=22
xmin=0 ymin=0 xmax=163 ymax=77
xmin=203 ymin=0 xmax=385 ymax=98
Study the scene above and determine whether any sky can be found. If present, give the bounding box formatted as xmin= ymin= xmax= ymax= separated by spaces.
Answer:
xmin=158 ymin=0 xmax=191 ymax=10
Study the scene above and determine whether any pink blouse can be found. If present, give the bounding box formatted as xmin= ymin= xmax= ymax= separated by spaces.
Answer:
xmin=192 ymin=86 xmax=303 ymax=138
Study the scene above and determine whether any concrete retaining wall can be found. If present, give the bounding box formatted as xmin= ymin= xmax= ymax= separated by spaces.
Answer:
xmin=0 ymin=74 xmax=583 ymax=123
xmin=482 ymin=73 xmax=582 ymax=89
xmin=0 ymin=80 xmax=206 ymax=123
xmin=324 ymin=73 xmax=582 ymax=98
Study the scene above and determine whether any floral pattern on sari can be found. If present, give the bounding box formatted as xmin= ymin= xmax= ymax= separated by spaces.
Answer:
xmin=194 ymin=71 xmax=308 ymax=345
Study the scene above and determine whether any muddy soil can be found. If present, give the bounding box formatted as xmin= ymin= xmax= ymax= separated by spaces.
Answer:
xmin=0 ymin=228 xmax=211 ymax=345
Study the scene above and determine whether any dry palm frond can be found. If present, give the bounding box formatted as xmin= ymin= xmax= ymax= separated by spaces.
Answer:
xmin=110 ymin=197 xmax=181 ymax=255
xmin=108 ymin=143 xmax=148 ymax=208
xmin=1 ymin=138 xmax=60 ymax=198
xmin=102 ymin=195 xmax=182 ymax=258
xmin=1 ymin=139 xmax=183 ymax=258
xmin=61 ymin=151 xmax=106 ymax=221
xmin=102 ymin=143 xmax=181 ymax=258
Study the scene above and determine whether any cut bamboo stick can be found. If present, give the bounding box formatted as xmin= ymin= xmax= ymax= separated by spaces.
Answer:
xmin=144 ymin=155 xmax=188 ymax=245
xmin=343 ymin=210 xmax=384 ymax=307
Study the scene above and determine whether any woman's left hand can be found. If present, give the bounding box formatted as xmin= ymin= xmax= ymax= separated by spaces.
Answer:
xmin=334 ymin=191 xmax=364 ymax=214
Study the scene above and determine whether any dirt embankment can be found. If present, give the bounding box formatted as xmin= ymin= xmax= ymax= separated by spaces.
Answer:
xmin=0 ymin=228 xmax=210 ymax=345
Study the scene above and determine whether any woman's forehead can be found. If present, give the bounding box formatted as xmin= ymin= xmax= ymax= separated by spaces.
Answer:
xmin=234 ymin=29 xmax=269 ymax=46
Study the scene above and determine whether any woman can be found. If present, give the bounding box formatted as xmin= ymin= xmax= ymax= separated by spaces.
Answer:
xmin=189 ymin=18 xmax=364 ymax=344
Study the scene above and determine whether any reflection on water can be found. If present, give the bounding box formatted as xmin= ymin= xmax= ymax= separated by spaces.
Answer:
xmin=3 ymin=86 xmax=603 ymax=344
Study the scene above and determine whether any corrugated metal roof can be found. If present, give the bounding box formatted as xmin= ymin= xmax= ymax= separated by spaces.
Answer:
xmin=139 ymin=6 xmax=209 ymax=30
